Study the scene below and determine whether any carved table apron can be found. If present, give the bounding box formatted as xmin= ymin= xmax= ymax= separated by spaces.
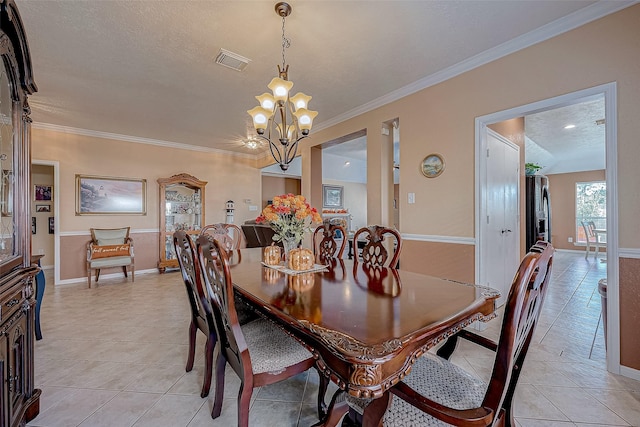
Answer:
xmin=228 ymin=248 xmax=499 ymax=426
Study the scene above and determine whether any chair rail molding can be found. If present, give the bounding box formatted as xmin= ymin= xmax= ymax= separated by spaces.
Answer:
xmin=401 ymin=234 xmax=475 ymax=245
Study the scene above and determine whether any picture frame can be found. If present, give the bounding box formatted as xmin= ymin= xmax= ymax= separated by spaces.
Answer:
xmin=48 ymin=217 xmax=54 ymax=234
xmin=322 ymin=184 xmax=344 ymax=209
xmin=34 ymin=184 xmax=53 ymax=201
xmin=1 ymin=170 xmax=12 ymax=216
xmin=420 ymin=153 xmax=445 ymax=178
xmin=76 ymin=174 xmax=147 ymax=215
xmin=35 ymin=204 xmax=51 ymax=213
xmin=32 ymin=217 xmax=36 ymax=235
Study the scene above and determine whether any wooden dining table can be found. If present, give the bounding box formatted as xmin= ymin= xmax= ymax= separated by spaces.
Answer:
xmin=227 ymin=248 xmax=500 ymax=426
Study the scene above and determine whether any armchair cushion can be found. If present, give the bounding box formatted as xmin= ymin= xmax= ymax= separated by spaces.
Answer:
xmin=89 ymin=255 xmax=134 ymax=269
xmin=90 ymin=244 xmax=131 ymax=259
xmin=91 ymin=227 xmax=130 ymax=246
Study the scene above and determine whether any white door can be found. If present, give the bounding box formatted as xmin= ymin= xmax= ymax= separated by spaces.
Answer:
xmin=480 ymin=129 xmax=520 ymax=306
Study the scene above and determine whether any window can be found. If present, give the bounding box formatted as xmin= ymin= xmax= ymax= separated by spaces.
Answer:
xmin=576 ymin=181 xmax=606 ymax=242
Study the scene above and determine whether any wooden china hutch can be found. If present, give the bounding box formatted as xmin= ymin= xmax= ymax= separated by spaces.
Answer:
xmin=157 ymin=173 xmax=206 ymax=272
xmin=1 ymin=0 xmax=42 ymax=425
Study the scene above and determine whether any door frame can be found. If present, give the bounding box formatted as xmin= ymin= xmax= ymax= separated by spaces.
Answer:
xmin=475 ymin=82 xmax=620 ymax=374
xmin=32 ymin=159 xmax=60 ymax=285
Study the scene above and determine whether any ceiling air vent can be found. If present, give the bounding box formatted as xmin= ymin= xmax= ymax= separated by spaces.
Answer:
xmin=214 ymin=48 xmax=251 ymax=72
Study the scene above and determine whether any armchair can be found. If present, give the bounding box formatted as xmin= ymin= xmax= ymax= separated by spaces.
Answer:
xmin=86 ymin=227 xmax=134 ymax=287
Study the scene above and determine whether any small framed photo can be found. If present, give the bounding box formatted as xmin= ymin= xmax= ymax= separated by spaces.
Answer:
xmin=420 ymin=153 xmax=445 ymax=178
xmin=323 ymin=185 xmax=344 ymax=209
xmin=48 ymin=216 xmax=55 ymax=234
xmin=35 ymin=204 xmax=51 ymax=213
xmin=32 ymin=217 xmax=36 ymax=234
xmin=34 ymin=184 xmax=53 ymax=201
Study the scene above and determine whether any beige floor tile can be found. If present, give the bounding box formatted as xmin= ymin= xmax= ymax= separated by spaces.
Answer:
xmin=585 ymin=388 xmax=640 ymax=426
xmin=131 ymin=394 xmax=205 ymax=427
xmin=535 ymin=385 xmax=630 ymax=425
xmin=513 ymin=383 xmax=570 ymax=421
xmin=77 ymin=391 xmax=163 ymax=427
xmin=27 ymin=388 xmax=118 ymax=427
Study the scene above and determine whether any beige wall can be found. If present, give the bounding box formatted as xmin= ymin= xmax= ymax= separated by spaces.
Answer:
xmin=261 ymin=176 xmax=301 ymax=209
xmin=302 ymin=5 xmax=640 ymax=370
xmin=31 ymin=164 xmax=55 ymax=267
xmin=547 ymin=170 xmax=606 ymax=251
xmin=32 ymin=128 xmax=262 ymax=280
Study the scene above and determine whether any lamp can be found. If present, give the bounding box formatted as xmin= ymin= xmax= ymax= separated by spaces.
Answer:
xmin=247 ymin=2 xmax=318 ymax=171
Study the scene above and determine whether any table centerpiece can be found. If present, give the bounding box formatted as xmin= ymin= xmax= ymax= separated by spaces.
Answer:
xmin=256 ymin=193 xmax=322 ymax=264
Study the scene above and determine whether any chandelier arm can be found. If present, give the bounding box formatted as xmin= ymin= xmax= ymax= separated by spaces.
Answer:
xmin=267 ymin=139 xmax=284 ymax=165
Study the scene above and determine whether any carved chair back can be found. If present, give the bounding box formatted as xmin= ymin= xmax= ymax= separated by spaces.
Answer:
xmin=201 ymin=223 xmax=243 ymax=251
xmin=480 ymin=240 xmax=554 ymax=417
xmin=174 ymin=230 xmax=217 ymax=397
xmin=196 ymin=235 xmax=248 ymax=376
xmin=389 ymin=241 xmax=555 ymax=426
xmin=353 ymin=225 xmax=402 ymax=268
xmin=313 ymin=223 xmax=347 ymax=260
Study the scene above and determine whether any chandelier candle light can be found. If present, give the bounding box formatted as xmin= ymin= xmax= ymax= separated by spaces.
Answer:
xmin=247 ymin=2 xmax=318 ymax=171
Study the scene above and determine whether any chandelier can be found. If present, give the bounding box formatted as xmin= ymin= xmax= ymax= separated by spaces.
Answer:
xmin=247 ymin=2 xmax=318 ymax=171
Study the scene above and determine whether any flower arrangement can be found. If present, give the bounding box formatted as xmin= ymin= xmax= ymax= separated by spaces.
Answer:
xmin=256 ymin=194 xmax=322 ymax=244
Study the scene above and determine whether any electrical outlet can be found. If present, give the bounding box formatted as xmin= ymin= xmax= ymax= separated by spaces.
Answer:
xmin=568 ymin=237 xmax=573 ymax=243
xmin=37 ymin=248 xmax=44 ymax=255
xmin=408 ymin=193 xmax=415 ymax=204
xmin=249 ymin=205 xmax=258 ymax=211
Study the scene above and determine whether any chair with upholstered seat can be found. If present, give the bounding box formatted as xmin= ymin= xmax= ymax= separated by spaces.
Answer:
xmin=353 ymin=225 xmax=402 ymax=268
xmin=313 ymin=222 xmax=347 ymax=260
xmin=86 ymin=227 xmax=134 ymax=287
xmin=195 ymin=235 xmax=328 ymax=427
xmin=345 ymin=241 xmax=554 ymax=427
xmin=174 ymin=230 xmax=216 ymax=398
xmin=201 ymin=223 xmax=244 ymax=250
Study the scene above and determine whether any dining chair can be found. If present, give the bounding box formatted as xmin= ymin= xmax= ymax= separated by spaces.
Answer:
xmin=344 ymin=240 xmax=555 ymax=427
xmin=173 ymin=230 xmax=216 ymax=398
xmin=313 ymin=222 xmax=347 ymax=260
xmin=195 ymin=235 xmax=329 ymax=427
xmin=201 ymin=223 xmax=244 ymax=250
xmin=353 ymin=225 xmax=402 ymax=268
xmin=581 ymin=220 xmax=605 ymax=259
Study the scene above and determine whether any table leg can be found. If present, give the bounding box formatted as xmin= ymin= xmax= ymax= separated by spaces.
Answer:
xmin=312 ymin=389 xmax=348 ymax=427
xmin=362 ymin=391 xmax=392 ymax=427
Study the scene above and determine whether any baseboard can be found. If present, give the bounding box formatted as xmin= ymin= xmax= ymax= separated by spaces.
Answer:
xmin=620 ymin=365 xmax=640 ymax=381
xmin=55 ymin=268 xmax=158 ymax=286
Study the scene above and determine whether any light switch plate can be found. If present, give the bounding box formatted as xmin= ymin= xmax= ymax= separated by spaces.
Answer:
xmin=249 ymin=205 xmax=258 ymax=211
xmin=408 ymin=193 xmax=415 ymax=204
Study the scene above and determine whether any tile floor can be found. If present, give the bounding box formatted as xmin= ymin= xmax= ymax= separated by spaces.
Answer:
xmin=28 ymin=251 xmax=640 ymax=427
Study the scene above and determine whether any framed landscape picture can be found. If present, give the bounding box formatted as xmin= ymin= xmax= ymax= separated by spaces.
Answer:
xmin=76 ymin=175 xmax=147 ymax=215
xmin=322 ymin=185 xmax=344 ymax=209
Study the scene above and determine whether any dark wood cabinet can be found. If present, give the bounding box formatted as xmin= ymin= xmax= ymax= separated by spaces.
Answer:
xmin=1 ymin=0 xmax=42 ymax=425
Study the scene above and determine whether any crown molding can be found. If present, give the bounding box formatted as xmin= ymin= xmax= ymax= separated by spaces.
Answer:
xmin=315 ymin=0 xmax=637 ymax=132
xmin=32 ymin=122 xmax=258 ymax=159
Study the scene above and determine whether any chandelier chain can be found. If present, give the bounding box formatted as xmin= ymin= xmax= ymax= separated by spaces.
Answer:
xmin=281 ymin=15 xmax=290 ymax=70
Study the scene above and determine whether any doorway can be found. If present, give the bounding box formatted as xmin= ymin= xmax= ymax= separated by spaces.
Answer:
xmin=32 ymin=159 xmax=60 ymax=285
xmin=475 ymin=82 xmax=619 ymax=374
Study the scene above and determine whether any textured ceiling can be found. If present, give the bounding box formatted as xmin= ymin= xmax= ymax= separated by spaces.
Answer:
xmin=17 ymin=0 xmax=623 ymax=160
